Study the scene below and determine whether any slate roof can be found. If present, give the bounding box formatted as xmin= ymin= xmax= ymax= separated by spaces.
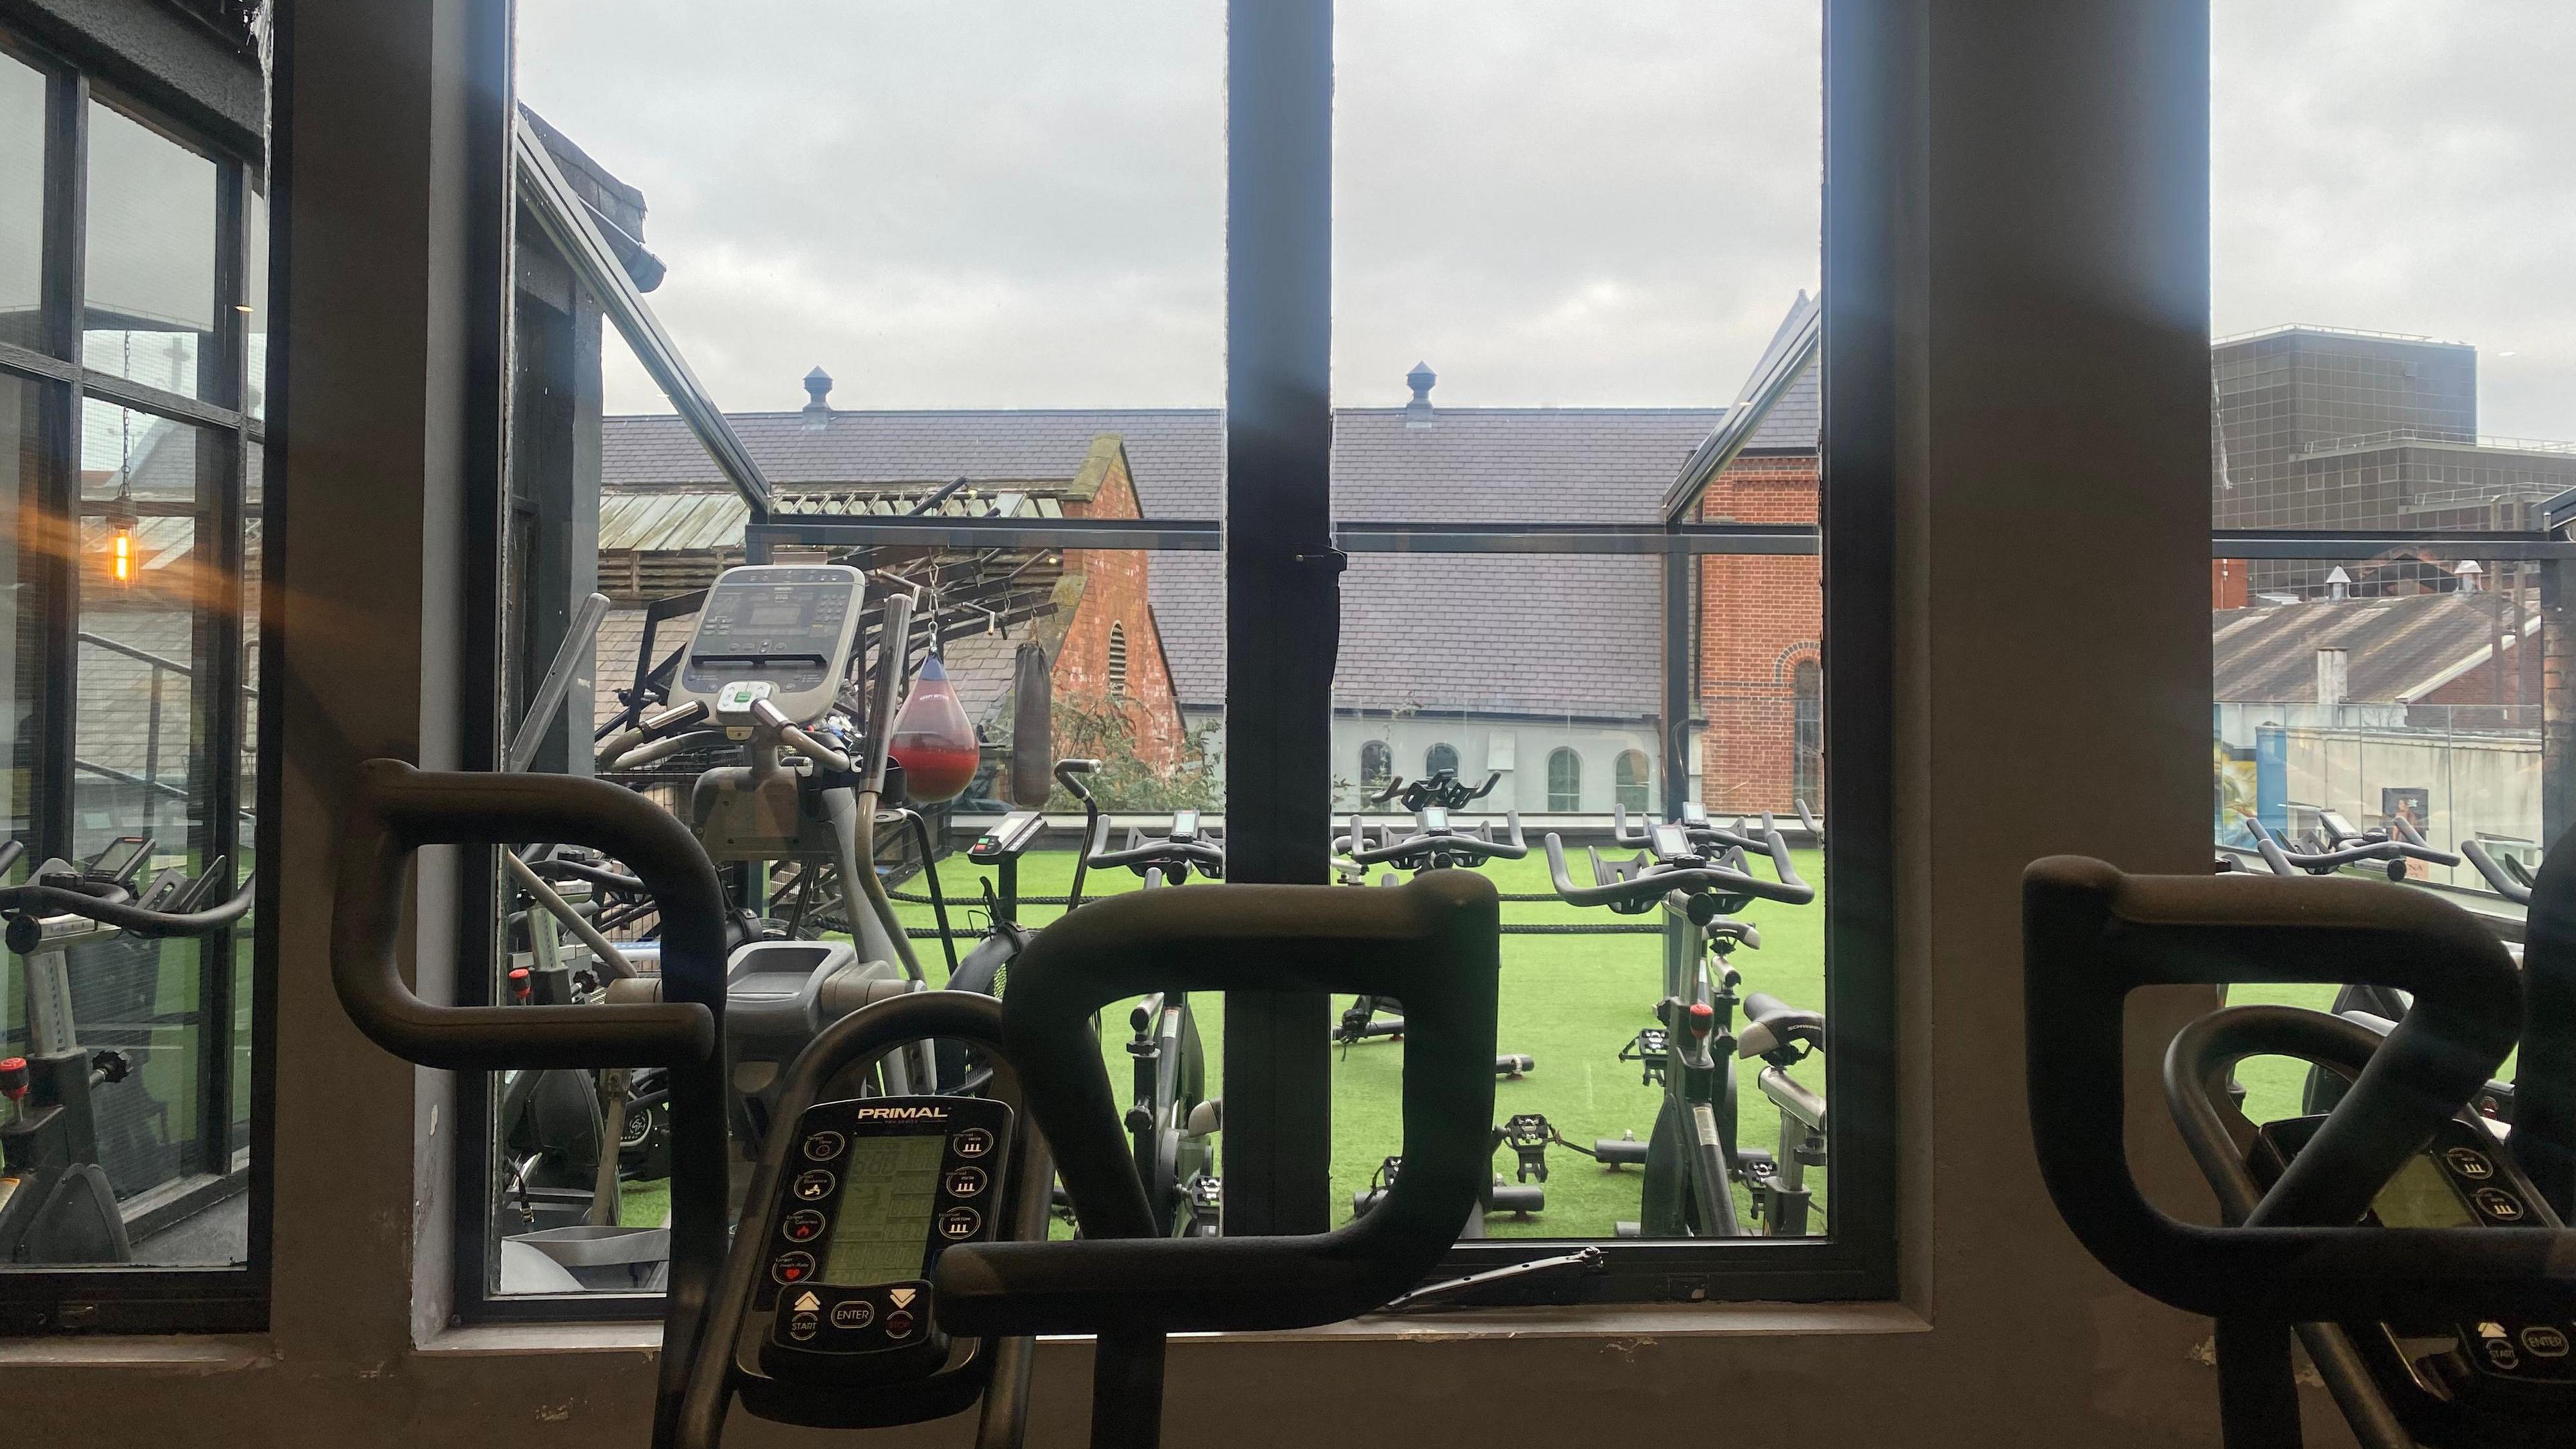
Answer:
xmin=2213 ymin=592 xmax=2522 ymax=702
xmin=602 ymin=400 xmax=1724 ymax=720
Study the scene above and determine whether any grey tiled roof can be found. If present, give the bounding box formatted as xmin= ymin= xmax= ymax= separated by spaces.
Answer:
xmin=1335 ymin=553 xmax=1660 ymax=719
xmin=602 ymin=402 xmax=1727 ymax=716
xmin=2213 ymin=592 xmax=2510 ymax=702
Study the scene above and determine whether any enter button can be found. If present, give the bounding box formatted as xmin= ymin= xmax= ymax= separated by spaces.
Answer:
xmin=2524 ymin=1326 xmax=2571 ymax=1358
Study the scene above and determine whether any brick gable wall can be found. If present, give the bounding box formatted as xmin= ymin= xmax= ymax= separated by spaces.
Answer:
xmin=1697 ymin=451 xmax=1823 ymax=814
xmin=1053 ymin=443 xmax=1189 ymax=768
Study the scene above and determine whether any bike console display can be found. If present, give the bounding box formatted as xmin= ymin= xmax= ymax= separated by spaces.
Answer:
xmin=676 ymin=566 xmax=865 ymax=724
xmin=2255 ymin=1112 xmax=2576 ymax=1419
xmin=737 ymin=1095 xmax=1011 ymax=1387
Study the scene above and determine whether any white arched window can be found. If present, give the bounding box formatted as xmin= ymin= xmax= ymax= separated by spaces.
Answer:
xmin=1360 ymin=740 xmax=1393 ymax=792
xmin=1614 ymin=749 xmax=1651 ymax=814
xmin=1425 ymin=742 xmax=1460 ymax=777
xmin=1547 ymin=747 xmax=1582 ymax=811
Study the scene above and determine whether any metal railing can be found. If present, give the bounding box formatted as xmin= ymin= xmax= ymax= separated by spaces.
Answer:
xmin=72 ymin=632 xmax=258 ymax=826
xmin=2295 ymin=428 xmax=2576 ymax=460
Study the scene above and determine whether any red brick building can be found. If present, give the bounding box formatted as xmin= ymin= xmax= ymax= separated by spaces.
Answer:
xmin=1678 ymin=294 xmax=1825 ymax=817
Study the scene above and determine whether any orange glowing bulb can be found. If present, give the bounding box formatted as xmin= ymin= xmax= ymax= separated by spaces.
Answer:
xmin=111 ymin=529 xmax=133 ymax=584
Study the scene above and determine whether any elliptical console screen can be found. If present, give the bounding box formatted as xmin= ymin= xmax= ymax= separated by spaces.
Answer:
xmin=678 ymin=565 xmax=865 ymax=724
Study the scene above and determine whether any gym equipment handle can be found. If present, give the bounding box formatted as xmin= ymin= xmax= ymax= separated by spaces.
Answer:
xmin=1542 ymin=824 xmax=1813 ymax=908
xmin=2023 ymin=855 xmax=2574 ymax=1323
xmin=331 ymin=759 xmax=726 ymax=1071
xmin=935 ymin=871 xmax=1501 ymax=1336
xmin=0 ymin=872 xmax=255 ymax=942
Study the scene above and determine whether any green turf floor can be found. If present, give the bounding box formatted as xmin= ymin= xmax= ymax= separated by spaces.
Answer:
xmin=890 ymin=845 xmax=1829 ymax=1240
xmin=622 ymin=843 xmax=1831 ymax=1240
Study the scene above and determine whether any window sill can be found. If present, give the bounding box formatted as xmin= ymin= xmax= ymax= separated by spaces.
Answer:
xmin=418 ymin=1299 xmax=1927 ymax=1357
xmin=0 ymin=1335 xmax=270 ymax=1370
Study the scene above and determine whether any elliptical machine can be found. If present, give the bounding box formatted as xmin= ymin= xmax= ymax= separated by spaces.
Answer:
xmin=0 ymin=836 xmax=253 ymax=1263
xmin=331 ymin=759 xmax=1503 ymax=1448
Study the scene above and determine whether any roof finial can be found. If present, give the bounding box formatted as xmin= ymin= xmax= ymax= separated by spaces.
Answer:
xmin=1404 ymin=361 xmax=1436 ymax=428
xmin=801 ymin=366 xmax=834 ymax=431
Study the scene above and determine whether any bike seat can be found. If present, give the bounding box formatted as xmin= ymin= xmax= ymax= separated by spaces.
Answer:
xmin=1737 ymin=991 xmax=1823 ymax=1060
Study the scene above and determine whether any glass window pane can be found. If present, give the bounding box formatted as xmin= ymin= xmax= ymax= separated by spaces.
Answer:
xmin=1328 ymin=3 xmax=1827 ymax=1252
xmin=0 ymin=51 xmax=44 ymax=352
xmin=83 ymin=97 xmax=217 ymax=399
xmin=2211 ymin=7 xmax=2568 ymax=1132
xmin=493 ymin=0 xmax=1228 ymax=1297
xmin=20 ymin=400 xmax=250 ymax=1267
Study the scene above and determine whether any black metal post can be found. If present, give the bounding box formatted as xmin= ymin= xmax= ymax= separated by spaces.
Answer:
xmin=1220 ymin=0 xmax=1336 ymax=1235
xmin=30 ymin=62 xmax=89 ymax=862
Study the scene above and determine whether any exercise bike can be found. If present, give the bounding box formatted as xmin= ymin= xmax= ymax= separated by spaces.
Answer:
xmin=1331 ymin=769 xmax=1536 ymax=1080
xmin=2025 ymin=855 xmax=2576 ymax=1448
xmin=963 ymin=759 xmax=1223 ymax=1238
xmin=2235 ymin=813 xmax=2488 ymax=1120
xmin=1542 ymin=810 xmax=1817 ymax=1237
xmin=330 ymin=759 xmax=1504 ymax=1448
xmin=0 ymin=835 xmax=252 ymax=1264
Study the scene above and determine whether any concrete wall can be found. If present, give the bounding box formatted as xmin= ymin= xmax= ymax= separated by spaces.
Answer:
xmin=1329 ymin=716 xmax=1659 ymax=816
xmin=0 ymin=3 xmax=2292 ymax=1446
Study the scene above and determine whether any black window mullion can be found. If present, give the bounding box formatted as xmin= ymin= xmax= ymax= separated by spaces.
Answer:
xmin=190 ymin=159 xmax=252 ymax=1186
xmin=1218 ymin=0 xmax=1338 ymax=1236
xmin=30 ymin=60 xmax=87 ymax=863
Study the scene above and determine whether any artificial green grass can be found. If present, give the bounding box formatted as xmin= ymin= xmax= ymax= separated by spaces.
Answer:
xmin=623 ymin=845 xmax=1831 ymax=1240
xmin=891 ymin=845 xmax=1829 ymax=1240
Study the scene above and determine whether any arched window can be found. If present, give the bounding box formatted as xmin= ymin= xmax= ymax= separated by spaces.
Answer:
xmin=1547 ymin=747 xmax=1582 ymax=812
xmin=1359 ymin=740 xmax=1393 ymax=793
xmin=1425 ymin=742 xmax=1460 ymax=778
xmin=1614 ymin=749 xmax=1650 ymax=814
xmin=1792 ymin=657 xmax=1823 ymax=812
xmin=1107 ymin=621 xmax=1129 ymax=697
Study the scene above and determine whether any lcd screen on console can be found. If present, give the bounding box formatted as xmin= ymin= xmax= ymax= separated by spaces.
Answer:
xmin=820 ymin=1136 xmax=947 ymax=1286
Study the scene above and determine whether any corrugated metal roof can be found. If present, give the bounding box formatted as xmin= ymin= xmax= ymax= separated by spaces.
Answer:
xmin=2212 ymin=592 xmax=2510 ymax=702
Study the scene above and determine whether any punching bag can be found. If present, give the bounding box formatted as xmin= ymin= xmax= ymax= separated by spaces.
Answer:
xmin=1010 ymin=642 xmax=1053 ymax=806
xmin=888 ymin=655 xmax=980 ymax=802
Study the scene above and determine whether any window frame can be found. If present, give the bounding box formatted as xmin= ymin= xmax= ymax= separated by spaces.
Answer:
xmin=0 ymin=23 xmax=270 ymax=1336
xmin=451 ymin=0 xmax=1901 ymax=1319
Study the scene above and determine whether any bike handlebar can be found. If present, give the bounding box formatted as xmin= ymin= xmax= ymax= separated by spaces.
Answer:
xmin=2242 ymin=814 xmax=2461 ymax=873
xmin=1346 ymin=812 xmax=1527 ymax=866
xmin=1054 ymin=757 xmax=1100 ymax=805
xmin=0 ymin=871 xmax=256 ymax=946
xmin=1086 ymin=831 xmax=1227 ymax=874
xmin=1542 ymin=821 xmax=1813 ymax=909
xmin=2461 ymin=839 xmax=2535 ymax=904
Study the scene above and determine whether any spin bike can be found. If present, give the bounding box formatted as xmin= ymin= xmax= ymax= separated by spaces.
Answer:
xmin=2025 ymin=855 xmax=2576 ymax=1448
xmin=2236 ymin=813 xmax=2480 ymax=1119
xmin=0 ymin=835 xmax=252 ymax=1263
xmin=965 ymin=759 xmax=1224 ymax=1237
xmin=1542 ymin=810 xmax=1816 ymax=1237
xmin=1332 ymin=768 xmax=1536 ymax=1080
xmin=331 ymin=760 xmax=1503 ymax=1449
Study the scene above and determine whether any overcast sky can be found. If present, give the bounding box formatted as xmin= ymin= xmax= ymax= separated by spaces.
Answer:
xmin=521 ymin=1 xmax=2576 ymax=438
